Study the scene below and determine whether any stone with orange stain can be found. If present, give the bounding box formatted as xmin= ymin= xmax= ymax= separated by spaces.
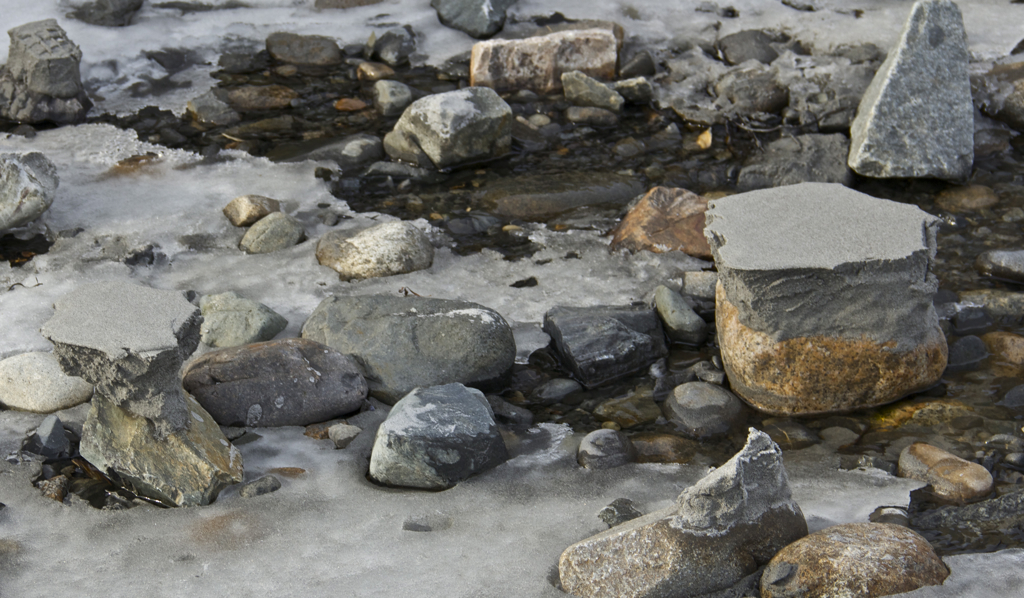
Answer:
xmin=981 ymin=330 xmax=1024 ymax=365
xmin=334 ymin=97 xmax=368 ymax=111
xmin=609 ymin=187 xmax=711 ymax=259
xmin=898 ymin=442 xmax=993 ymax=503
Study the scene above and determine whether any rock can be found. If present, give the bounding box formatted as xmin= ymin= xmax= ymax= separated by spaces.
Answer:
xmin=314 ymin=0 xmax=383 ymax=7
xmin=951 ymin=307 xmax=993 ymax=335
xmin=935 ymin=185 xmax=999 ymax=212
xmin=593 ymin=393 xmax=661 ymax=429
xmin=737 ymin=134 xmax=853 ymax=191
xmin=226 ymin=85 xmax=299 ymax=111
xmin=705 ymin=183 xmax=947 ymax=415
xmin=898 ymin=442 xmax=993 ymax=503
xmin=761 ymin=418 xmax=820 ymax=450
xmin=718 ymin=30 xmax=779 ymax=65
xmin=266 ymin=32 xmax=341 ymax=67
xmin=315 ymin=221 xmax=433 ymax=281
xmin=715 ymin=65 xmax=789 ymax=115
xmin=848 ymin=0 xmax=973 ymax=180
xmin=334 ymin=97 xmax=368 ymax=111
xmin=0 ymin=20 xmax=92 ymax=124
xmin=561 ymin=70 xmax=624 ymax=112
xmin=238 ymin=212 xmax=305 ymax=254
xmin=0 ymin=352 xmax=92 ymax=413
xmin=485 ymin=395 xmax=532 ymax=426
xmin=631 ymin=433 xmax=696 ymax=464
xmin=383 ymin=87 xmax=512 ymax=170
xmin=946 ymin=335 xmax=987 ymax=372
xmin=372 ymin=27 xmax=416 ymax=67
xmin=599 ymin=498 xmax=643 ymax=527
xmin=958 ymin=289 xmax=1024 ymax=317
xmin=181 ymin=338 xmax=367 ymax=427
xmin=368 ymin=383 xmax=508 ymax=489
xmin=238 ymin=475 xmax=281 ymax=498
xmin=667 ymin=382 xmax=744 ymax=440
xmin=186 ymin=90 xmax=241 ymax=127
xmin=532 ymin=378 xmax=582 ymax=405
xmin=372 ymin=80 xmax=413 ymax=117
xmin=24 ymin=414 xmax=69 ymax=458
xmin=976 ymin=249 xmax=1024 ymax=282
xmin=481 ymin=172 xmax=643 ymax=220
xmin=198 ymin=291 xmax=287 ymax=347
xmin=222 ymin=194 xmax=280 ymax=227
xmin=328 ymin=423 xmax=362 ymax=449
xmin=301 ymin=295 xmax=516 ymax=404
xmin=39 ymin=281 xmax=202 ymax=438
xmin=300 ymin=134 xmax=383 ymax=171
xmin=681 ymin=271 xmax=718 ymax=300
xmin=69 ymin=0 xmax=143 ymax=27
xmin=577 ymin=429 xmax=637 ymax=469
xmin=0 ymin=152 xmax=59 ymax=232
xmin=761 ymin=523 xmax=948 ymax=598
xmin=470 ymin=28 xmax=618 ymax=94
xmin=564 ymin=106 xmax=617 ymax=126
xmin=614 ymin=77 xmax=654 ymax=104
xmin=997 ymin=384 xmax=1024 ymax=410
xmin=36 ymin=474 xmax=69 ymax=502
xmin=79 ymin=393 xmax=242 ymax=507
xmin=356 ymin=61 xmax=395 ymax=82
xmin=981 ymin=331 xmax=1024 ymax=366
xmin=609 ymin=187 xmax=711 ymax=259
xmin=559 ymin=429 xmax=808 ymax=598
xmin=431 ymin=0 xmax=516 ymax=39
xmin=654 ymin=285 xmax=708 ymax=345
xmin=620 ymin=50 xmax=655 ymax=78
xmin=543 ymin=305 xmax=668 ymax=389
xmin=912 ymin=488 xmax=1024 ymax=542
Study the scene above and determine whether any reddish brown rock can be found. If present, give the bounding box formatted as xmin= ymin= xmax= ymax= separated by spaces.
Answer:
xmin=226 ymin=85 xmax=299 ymax=111
xmin=334 ymin=98 xmax=368 ymax=111
xmin=898 ymin=442 xmax=993 ymax=503
xmin=631 ymin=433 xmax=697 ymax=464
xmin=610 ymin=187 xmax=711 ymax=259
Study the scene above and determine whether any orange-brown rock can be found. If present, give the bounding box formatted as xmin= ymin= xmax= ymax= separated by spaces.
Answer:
xmin=334 ymin=98 xmax=368 ymax=111
xmin=631 ymin=433 xmax=697 ymax=464
xmin=981 ymin=330 xmax=1024 ymax=365
xmin=898 ymin=442 xmax=993 ymax=503
xmin=935 ymin=184 xmax=999 ymax=212
xmin=610 ymin=187 xmax=711 ymax=259
xmin=226 ymin=85 xmax=299 ymax=111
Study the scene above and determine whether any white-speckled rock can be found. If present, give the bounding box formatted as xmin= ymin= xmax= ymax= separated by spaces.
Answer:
xmin=315 ymin=221 xmax=434 ymax=280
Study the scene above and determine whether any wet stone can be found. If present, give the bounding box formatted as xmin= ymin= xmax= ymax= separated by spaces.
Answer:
xmin=958 ymin=289 xmax=1024 ymax=318
xmin=372 ymin=80 xmax=412 ymax=117
xmin=297 ymin=133 xmax=382 ymax=170
xmin=372 ymin=27 xmax=416 ymax=67
xmin=25 ymin=414 xmax=69 ymax=458
xmin=667 ymin=382 xmax=744 ymax=440
xmin=951 ymin=307 xmax=993 ymax=335
xmin=577 ymin=428 xmax=637 ymax=469
xmin=935 ymin=185 xmax=999 ymax=212
xmin=761 ymin=418 xmax=820 ymax=450
xmin=356 ymin=61 xmax=395 ymax=82
xmin=620 ymin=50 xmax=655 ymax=78
xmin=614 ymin=77 xmax=654 ymax=104
xmin=898 ymin=442 xmax=993 ymax=503
xmin=431 ymin=0 xmax=515 ymax=39
xmin=975 ymin=249 xmax=1024 ymax=282
xmin=593 ymin=392 xmax=661 ymax=429
xmin=226 ymin=85 xmax=299 ymax=111
xmin=0 ymin=152 xmax=59 ymax=233
xmin=565 ymin=106 xmax=617 ymax=127
xmin=610 ymin=187 xmax=711 ymax=260
xmin=485 ymin=395 xmax=533 ymax=426
xmin=238 ymin=212 xmax=305 ymax=254
xmin=481 ymin=172 xmax=643 ymax=220
xmin=598 ymin=498 xmax=643 ymax=527
xmin=561 ymin=70 xmax=623 ymax=113
xmin=198 ymin=291 xmax=287 ymax=348
xmin=631 ymin=432 xmax=696 ymax=464
xmin=222 ymin=194 xmax=280 ymax=227
xmin=531 ymin=378 xmax=582 ymax=405
xmin=653 ymin=285 xmax=708 ymax=346
xmin=981 ymin=331 xmax=1024 ymax=366
xmin=315 ymin=221 xmax=433 ymax=281
xmin=737 ymin=134 xmax=853 ymax=192
xmin=186 ymin=90 xmax=240 ymax=128
xmin=718 ymin=30 xmax=779 ymax=65
xmin=238 ymin=474 xmax=282 ymax=498
xmin=996 ymin=384 xmax=1024 ymax=410
xmin=0 ymin=351 xmax=93 ymax=413
xmin=946 ymin=335 xmax=988 ymax=372
xmin=266 ymin=32 xmax=341 ymax=67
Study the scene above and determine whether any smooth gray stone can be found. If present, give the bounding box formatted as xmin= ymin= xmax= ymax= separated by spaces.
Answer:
xmin=997 ymin=384 xmax=1024 ymax=410
xmin=561 ymin=70 xmax=624 ymax=113
xmin=301 ymin=295 xmax=516 ymax=404
xmin=363 ymin=161 xmax=446 ymax=183
xmin=0 ymin=152 xmax=58 ymax=232
xmin=577 ymin=429 xmax=637 ymax=470
xmin=186 ymin=90 xmax=240 ymax=127
xmin=848 ymin=0 xmax=973 ymax=180
xmin=238 ymin=475 xmax=282 ymax=498
xmin=654 ymin=285 xmax=707 ymax=346
xmin=431 ymin=0 xmax=516 ymax=39
xmin=265 ymin=32 xmax=341 ymax=66
xmin=368 ymin=383 xmax=508 ymax=489
xmin=704 ymin=183 xmax=941 ymax=347
xmin=975 ymin=249 xmax=1024 ymax=283
xmin=298 ymin=133 xmax=383 ymax=170
xmin=737 ymin=134 xmax=853 ymax=191
xmin=0 ymin=352 xmax=93 ymax=413
xmin=718 ymin=30 xmax=779 ymax=65
xmin=485 ymin=394 xmax=532 ymax=426
xmin=480 ymin=171 xmax=644 ymax=220
xmin=532 ymin=378 xmax=582 ymax=405
xmin=372 ymin=27 xmax=415 ymax=67
xmin=199 ymin=291 xmax=287 ymax=348
xmin=238 ymin=212 xmax=305 ymax=254
xmin=613 ymin=77 xmax=654 ymax=104
xmin=69 ymin=0 xmax=143 ymax=27
xmin=667 ymin=382 xmax=744 ymax=440
xmin=373 ymin=79 xmax=413 ymax=117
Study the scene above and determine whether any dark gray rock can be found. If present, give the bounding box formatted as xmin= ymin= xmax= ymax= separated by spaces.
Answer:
xmin=620 ymin=50 xmax=655 ymax=78
xmin=373 ymin=27 xmax=415 ymax=67
xmin=198 ymin=291 xmax=287 ymax=348
xmin=598 ymin=498 xmax=643 ymax=527
xmin=266 ymin=32 xmax=341 ymax=66
xmin=0 ymin=20 xmax=92 ymax=124
xmin=577 ymin=429 xmax=637 ymax=469
xmin=951 ymin=307 xmax=993 ymax=335
xmin=946 ymin=335 xmax=988 ymax=372
xmin=996 ymin=384 xmax=1024 ymax=410
xmin=364 ymin=161 xmax=447 ymax=183
xmin=718 ymin=30 xmax=779 ymax=65
xmin=182 ymin=338 xmax=367 ymax=427
xmin=532 ymin=377 xmax=582 ymax=405
xmin=238 ymin=475 xmax=282 ymax=498
xmin=480 ymin=171 xmax=644 ymax=220
xmin=69 ymin=0 xmax=143 ymax=27
xmin=561 ymin=70 xmax=624 ymax=113
xmin=372 ymin=79 xmax=413 ymax=117
xmin=654 ymin=285 xmax=707 ymax=346
xmin=368 ymin=383 xmax=508 ymax=489
xmin=737 ymin=134 xmax=853 ymax=191
xmin=24 ymin=415 xmax=69 ymax=458
xmin=667 ymin=382 xmax=744 ymax=440
xmin=848 ymin=0 xmax=973 ymax=180
xmin=298 ymin=133 xmax=383 ymax=170
xmin=614 ymin=77 xmax=654 ymax=104
xmin=0 ymin=152 xmax=58 ymax=232
xmin=543 ymin=305 xmax=668 ymax=389
xmin=912 ymin=489 xmax=1024 ymax=546
xmin=186 ymin=90 xmax=241 ymax=127
xmin=975 ymin=249 xmax=1024 ymax=283
xmin=485 ymin=395 xmax=533 ymax=426
xmin=238 ymin=212 xmax=305 ymax=254
xmin=431 ymin=0 xmax=516 ymax=39
xmin=301 ymin=295 xmax=516 ymax=404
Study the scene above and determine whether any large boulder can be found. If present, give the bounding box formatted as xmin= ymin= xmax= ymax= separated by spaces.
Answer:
xmin=0 ymin=152 xmax=59 ymax=232
xmin=0 ymin=20 xmax=92 ymax=124
xmin=848 ymin=0 xmax=973 ymax=180
xmin=559 ymin=429 xmax=808 ymax=597
xmin=431 ymin=0 xmax=516 ymax=39
xmin=301 ymin=295 xmax=516 ymax=404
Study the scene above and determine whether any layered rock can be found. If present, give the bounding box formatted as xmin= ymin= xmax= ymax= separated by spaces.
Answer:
xmin=0 ymin=152 xmax=59 ymax=232
xmin=0 ymin=20 xmax=92 ymax=124
xmin=705 ymin=183 xmax=946 ymax=415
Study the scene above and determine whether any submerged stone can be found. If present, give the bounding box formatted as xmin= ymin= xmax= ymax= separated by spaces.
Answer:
xmin=265 ymin=32 xmax=341 ymax=66
xmin=480 ymin=172 xmax=643 ymax=220
xmin=0 ymin=152 xmax=59 ymax=232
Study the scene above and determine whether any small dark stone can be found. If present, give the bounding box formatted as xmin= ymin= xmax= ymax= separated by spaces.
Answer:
xmin=511 ymin=277 xmax=538 ymax=288
xmin=577 ymin=429 xmax=637 ymax=469
xmin=951 ymin=307 xmax=993 ymax=335
xmin=620 ymin=51 xmax=656 ymax=78
xmin=598 ymin=498 xmax=643 ymax=527
xmin=718 ymin=30 xmax=779 ymax=65
xmin=238 ymin=475 xmax=282 ymax=498
xmin=946 ymin=335 xmax=988 ymax=372
xmin=997 ymin=384 xmax=1024 ymax=410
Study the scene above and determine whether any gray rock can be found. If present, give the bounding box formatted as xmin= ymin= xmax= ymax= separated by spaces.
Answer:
xmin=238 ymin=475 xmax=282 ymax=498
xmin=654 ymin=285 xmax=708 ymax=346
xmin=613 ymin=77 xmax=654 ymax=104
xmin=39 ymin=281 xmax=202 ymax=438
xmin=485 ymin=394 xmax=533 ymax=426
xmin=975 ymin=249 xmax=1024 ymax=283
xmin=681 ymin=271 xmax=718 ymax=300
xmin=186 ymin=90 xmax=241 ymax=128
xmin=69 ymin=0 xmax=143 ymax=27
xmin=565 ymin=106 xmax=617 ymax=126
xmin=561 ymin=70 xmax=624 ymax=113
xmin=620 ymin=51 xmax=656 ymax=78
xmin=0 ymin=352 xmax=93 ymax=413
xmin=715 ymin=65 xmax=789 ymax=115
xmin=238 ymin=212 xmax=305 ymax=254
xmin=198 ymin=291 xmax=287 ymax=347
xmin=996 ymin=384 xmax=1024 ymax=410
xmin=848 ymin=0 xmax=973 ymax=180
xmin=480 ymin=172 xmax=643 ymax=220
xmin=328 ymin=423 xmax=362 ymax=449
xmin=559 ymin=429 xmax=808 ymax=597
xmin=373 ymin=79 xmax=413 ymax=117
xmin=951 ymin=307 xmax=993 ymax=335
xmin=181 ymin=338 xmax=367 ymax=427
xmin=368 ymin=383 xmax=508 ymax=489
xmin=532 ymin=378 xmax=582 ymax=405
xmin=912 ymin=488 xmax=1024 ymax=540
xmin=946 ymin=335 xmax=987 ymax=372
xmin=298 ymin=133 xmax=383 ymax=170
xmin=667 ymin=382 xmax=744 ymax=440
xmin=0 ymin=152 xmax=59 ymax=232
xmin=577 ymin=429 xmax=637 ymax=469
xmin=383 ymin=87 xmax=512 ymax=170
xmin=315 ymin=221 xmax=434 ymax=281
xmin=598 ymin=498 xmax=643 ymax=527
xmin=543 ymin=305 xmax=668 ymax=389
xmin=266 ymin=32 xmax=341 ymax=66
xmin=718 ymin=30 xmax=779 ymax=65
xmin=301 ymin=295 xmax=516 ymax=404
xmin=222 ymin=194 xmax=280 ymax=227
xmin=373 ymin=27 xmax=415 ymax=67
xmin=431 ymin=0 xmax=516 ymax=39
xmin=25 ymin=414 xmax=69 ymax=458
xmin=0 ymin=20 xmax=91 ymax=124
xmin=737 ymin=134 xmax=853 ymax=192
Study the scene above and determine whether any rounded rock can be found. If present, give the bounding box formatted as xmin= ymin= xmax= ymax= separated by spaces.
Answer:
xmin=975 ymin=249 xmax=1024 ymax=282
xmin=0 ymin=352 xmax=93 ymax=413
xmin=666 ymin=382 xmax=744 ymax=440
xmin=577 ymin=429 xmax=637 ymax=469
xmin=898 ymin=442 xmax=993 ymax=503
xmin=222 ymin=194 xmax=280 ymax=227
xmin=935 ymin=185 xmax=999 ymax=212
xmin=315 ymin=221 xmax=433 ymax=281
xmin=239 ymin=212 xmax=304 ymax=254
xmin=238 ymin=475 xmax=282 ymax=498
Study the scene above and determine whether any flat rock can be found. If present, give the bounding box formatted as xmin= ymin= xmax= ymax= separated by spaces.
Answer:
xmin=238 ymin=212 xmax=304 ymax=254
xmin=848 ymin=0 xmax=973 ymax=180
xmin=431 ymin=0 xmax=516 ymax=39
xmin=69 ymin=0 xmax=143 ymax=27
xmin=653 ymin=285 xmax=708 ymax=346
xmin=266 ymin=32 xmax=341 ymax=66
xmin=296 ymin=133 xmax=382 ymax=170
xmin=561 ymin=70 xmax=624 ymax=113
xmin=0 ymin=352 xmax=92 ymax=413
xmin=0 ymin=20 xmax=92 ymax=124
xmin=577 ymin=429 xmax=637 ymax=469
xmin=559 ymin=429 xmax=808 ymax=598
xmin=238 ymin=474 xmax=281 ymax=498
xmin=182 ymin=338 xmax=367 ymax=427
xmin=480 ymin=172 xmax=643 ymax=220
xmin=667 ymin=381 xmax=744 ymax=440
xmin=368 ymin=383 xmax=508 ymax=489
xmin=0 ymin=152 xmax=59 ymax=232
xmin=761 ymin=523 xmax=948 ymax=598
xmin=564 ymin=106 xmax=617 ymax=127
xmin=975 ymin=249 xmax=1024 ymax=282
xmin=222 ymin=194 xmax=280 ymax=227
xmin=301 ymin=294 xmax=516 ymax=404
xmin=737 ymin=134 xmax=853 ymax=191
xmin=593 ymin=392 xmax=661 ymax=429
xmin=610 ymin=187 xmax=711 ymax=259
xmin=315 ymin=221 xmax=433 ymax=281
xmin=705 ymin=183 xmax=947 ymax=415
xmin=198 ymin=291 xmax=287 ymax=347
xmin=186 ymin=90 xmax=241 ymax=128
xmin=898 ymin=442 xmax=993 ymax=503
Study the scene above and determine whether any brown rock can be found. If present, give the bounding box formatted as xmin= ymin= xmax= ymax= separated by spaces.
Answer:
xmin=356 ymin=61 xmax=395 ymax=82
xmin=631 ymin=433 xmax=696 ymax=464
xmin=717 ymin=286 xmax=948 ymax=416
xmin=898 ymin=442 xmax=993 ymax=503
xmin=593 ymin=392 xmax=661 ymax=429
xmin=36 ymin=475 xmax=69 ymax=502
xmin=761 ymin=523 xmax=948 ymax=598
xmin=226 ymin=85 xmax=299 ymax=111
xmin=935 ymin=185 xmax=999 ymax=212
xmin=981 ymin=331 xmax=1024 ymax=365
xmin=610 ymin=187 xmax=711 ymax=259
xmin=265 ymin=32 xmax=341 ymax=66
xmin=958 ymin=289 xmax=1024 ymax=317
xmin=334 ymin=98 xmax=368 ymax=111
xmin=222 ymin=194 xmax=280 ymax=227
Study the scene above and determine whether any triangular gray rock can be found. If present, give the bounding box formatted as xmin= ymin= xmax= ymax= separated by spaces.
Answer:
xmin=848 ymin=0 xmax=972 ymax=180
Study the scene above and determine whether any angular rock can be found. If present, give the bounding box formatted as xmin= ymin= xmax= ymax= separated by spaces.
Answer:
xmin=718 ymin=30 xmax=779 ymax=65
xmin=186 ymin=89 xmax=241 ymax=128
xmin=226 ymin=85 xmax=299 ymax=111
xmin=715 ymin=65 xmax=789 ymax=115
xmin=181 ymin=338 xmax=367 ymax=428
xmin=79 ymin=393 xmax=242 ymax=507
xmin=898 ymin=442 xmax=993 ymax=503
xmin=653 ymin=285 xmax=707 ymax=346
xmin=543 ymin=305 xmax=668 ymax=389
xmin=356 ymin=61 xmax=395 ymax=82
xmin=315 ymin=221 xmax=433 ymax=281
xmin=705 ymin=183 xmax=947 ymax=415
xmin=25 ymin=414 xmax=69 ymax=458
xmin=297 ymin=133 xmax=383 ymax=170
xmin=561 ymin=70 xmax=624 ymax=113
xmin=681 ymin=271 xmax=718 ymax=300
xmin=238 ymin=212 xmax=304 ymax=254
xmin=614 ymin=77 xmax=654 ymax=104
xmin=610 ymin=187 xmax=710 ymax=259
xmin=368 ymin=383 xmax=508 ymax=489
xmin=559 ymin=429 xmax=808 ymax=598
xmin=266 ymin=32 xmax=341 ymax=67
xmin=431 ymin=0 xmax=516 ymax=39
xmin=382 ymin=87 xmax=512 ymax=170
xmin=328 ymin=423 xmax=362 ymax=449
xmin=486 ymin=395 xmax=532 ymax=426
xmin=69 ymin=0 xmax=143 ymax=27
xmin=301 ymin=295 xmax=516 ymax=404
xmin=470 ymin=28 xmax=618 ymax=94
xmin=0 ymin=352 xmax=93 ymax=413
xmin=667 ymin=382 xmax=744 ymax=440
xmin=848 ymin=0 xmax=973 ymax=180
xmin=222 ymin=194 xmax=280 ymax=227
xmin=198 ymin=291 xmax=287 ymax=348
xmin=599 ymin=498 xmax=643 ymax=527
xmin=577 ymin=429 xmax=637 ymax=469
xmin=481 ymin=172 xmax=643 ymax=220
xmin=0 ymin=20 xmax=92 ymax=124
xmin=620 ymin=50 xmax=655 ymax=78
xmin=737 ymin=134 xmax=853 ymax=192
xmin=238 ymin=475 xmax=281 ymax=498
xmin=0 ymin=152 xmax=59 ymax=232
xmin=373 ymin=79 xmax=413 ymax=117
xmin=39 ymin=281 xmax=202 ymax=438
xmin=975 ymin=249 xmax=1024 ymax=282
xmin=761 ymin=523 xmax=948 ymax=598
xmin=372 ymin=27 xmax=416 ymax=67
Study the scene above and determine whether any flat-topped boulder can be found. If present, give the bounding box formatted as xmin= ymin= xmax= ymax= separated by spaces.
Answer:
xmin=705 ymin=183 xmax=947 ymax=415
xmin=0 ymin=19 xmax=92 ymax=124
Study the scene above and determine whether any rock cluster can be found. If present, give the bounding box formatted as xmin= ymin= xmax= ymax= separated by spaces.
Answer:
xmin=0 ymin=20 xmax=92 ymax=124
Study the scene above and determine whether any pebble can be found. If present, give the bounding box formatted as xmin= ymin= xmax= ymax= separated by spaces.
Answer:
xmin=898 ymin=442 xmax=993 ymax=503
xmin=975 ymin=248 xmax=1024 ymax=282
xmin=620 ymin=50 xmax=655 ymax=78
xmin=531 ymin=378 xmax=582 ymax=405
xmin=667 ymin=382 xmax=745 ymax=440
xmin=951 ymin=306 xmax=993 ymax=335
xmin=238 ymin=212 xmax=305 ymax=254
xmin=0 ymin=352 xmax=93 ymax=413
xmin=222 ymin=194 xmax=281 ymax=227
xmin=653 ymin=285 xmax=708 ymax=345
xmin=613 ymin=77 xmax=654 ymax=104
xmin=356 ymin=61 xmax=395 ymax=81
xmin=576 ymin=428 xmax=637 ymax=469
xmin=946 ymin=335 xmax=988 ymax=371
xmin=597 ymin=498 xmax=642 ymax=527
xmin=936 ymin=185 xmax=999 ymax=212
xmin=718 ymin=30 xmax=779 ymax=65
xmin=239 ymin=475 xmax=282 ymax=498
xmin=334 ymin=98 xmax=368 ymax=111
xmin=372 ymin=79 xmax=412 ymax=117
